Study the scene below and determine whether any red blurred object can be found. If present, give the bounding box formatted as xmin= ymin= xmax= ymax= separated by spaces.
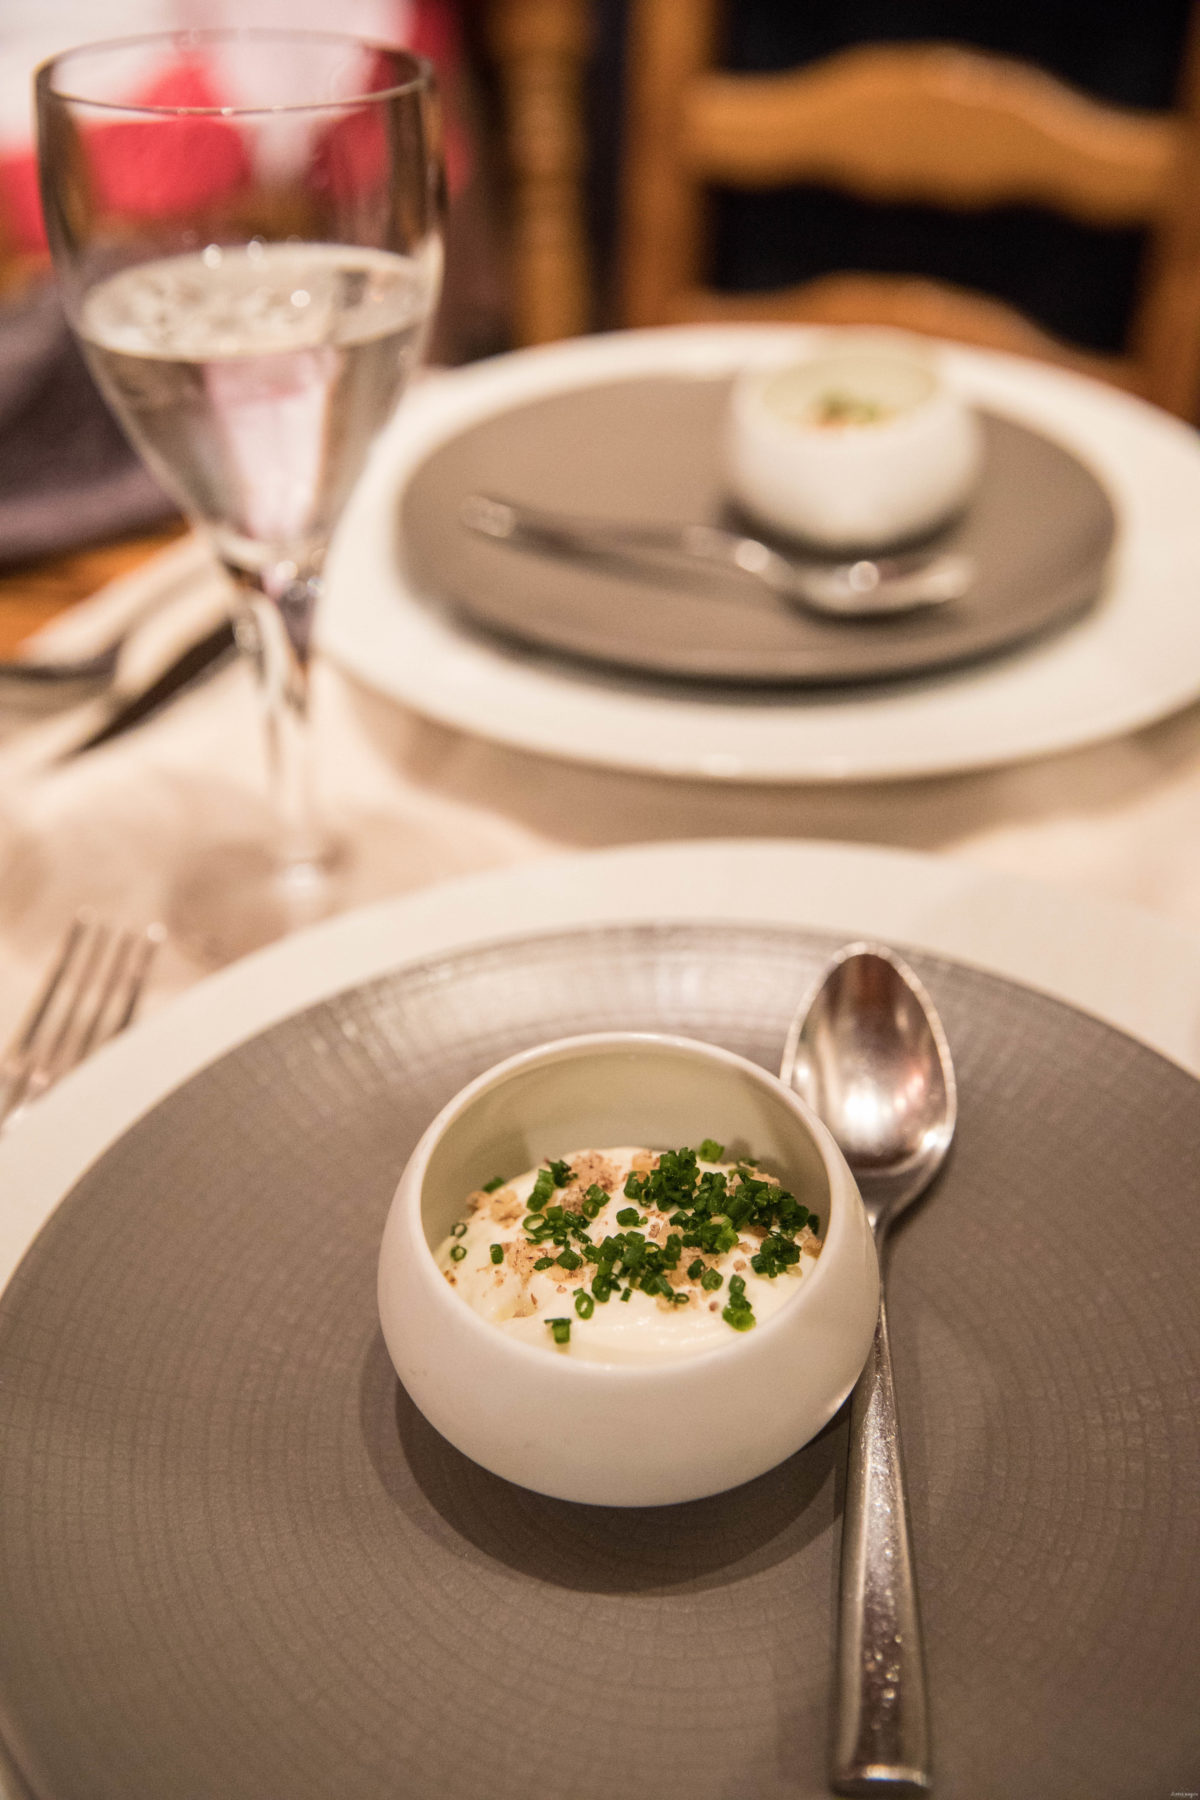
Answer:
xmin=310 ymin=49 xmax=393 ymax=203
xmin=410 ymin=0 xmax=470 ymax=191
xmin=311 ymin=26 xmax=469 ymax=204
xmin=1 ymin=60 xmax=249 ymax=256
xmin=88 ymin=62 xmax=252 ymax=219
xmin=1 ymin=2 xmax=467 ymax=257
xmin=0 ymin=157 xmax=43 ymax=255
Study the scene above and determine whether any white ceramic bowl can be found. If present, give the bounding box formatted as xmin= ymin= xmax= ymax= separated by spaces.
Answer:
xmin=377 ymin=1032 xmax=879 ymax=1506
xmin=726 ymin=334 xmax=983 ymax=550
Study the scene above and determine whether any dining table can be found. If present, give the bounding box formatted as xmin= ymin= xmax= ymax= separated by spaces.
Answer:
xmin=1 ymin=325 xmax=1198 ymax=1800
xmin=1 ymin=338 xmax=1200 ymax=1033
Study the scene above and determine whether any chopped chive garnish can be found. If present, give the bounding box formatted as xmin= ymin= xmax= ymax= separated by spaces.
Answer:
xmin=448 ymin=1244 xmax=467 ymax=1263
xmin=547 ymin=1317 xmax=571 ymax=1345
xmin=494 ymin=1142 xmax=820 ymax=1338
xmin=527 ymin=1167 xmax=556 ymax=1210
xmin=450 ymin=1221 xmax=468 ymax=1238
xmin=482 ymin=1176 xmax=506 ymax=1193
xmin=489 ymin=1244 xmax=504 ymax=1265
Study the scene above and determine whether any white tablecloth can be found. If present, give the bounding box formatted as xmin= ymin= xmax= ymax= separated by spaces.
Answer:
xmin=5 ymin=353 xmax=1200 ymax=1048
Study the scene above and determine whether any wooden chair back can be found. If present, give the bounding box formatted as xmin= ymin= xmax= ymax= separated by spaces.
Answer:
xmin=618 ymin=0 xmax=1200 ymax=419
xmin=485 ymin=0 xmax=593 ymax=348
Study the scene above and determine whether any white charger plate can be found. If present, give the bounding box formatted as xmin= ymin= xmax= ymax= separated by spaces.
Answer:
xmin=321 ymin=326 xmax=1200 ymax=783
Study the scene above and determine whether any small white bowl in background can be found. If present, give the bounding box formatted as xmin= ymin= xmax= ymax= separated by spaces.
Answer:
xmin=726 ymin=334 xmax=983 ymax=551
xmin=377 ymin=1032 xmax=879 ymax=1506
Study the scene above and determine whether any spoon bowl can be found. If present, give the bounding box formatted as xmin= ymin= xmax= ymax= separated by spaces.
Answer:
xmin=782 ymin=943 xmax=957 ymax=1223
xmin=781 ymin=941 xmax=957 ymax=1797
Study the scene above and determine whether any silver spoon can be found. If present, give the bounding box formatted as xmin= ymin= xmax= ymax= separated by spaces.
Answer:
xmin=461 ymin=493 xmax=975 ymax=619
xmin=780 ymin=941 xmax=957 ymax=1796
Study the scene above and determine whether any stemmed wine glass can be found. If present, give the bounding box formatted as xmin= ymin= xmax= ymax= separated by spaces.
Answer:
xmin=35 ymin=30 xmax=443 ymax=963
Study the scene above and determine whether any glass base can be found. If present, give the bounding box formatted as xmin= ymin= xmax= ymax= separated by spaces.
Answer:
xmin=167 ymin=833 xmax=349 ymax=969
xmin=0 ymin=775 xmax=491 ymax=988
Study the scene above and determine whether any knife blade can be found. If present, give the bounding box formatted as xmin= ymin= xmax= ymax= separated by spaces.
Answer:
xmin=58 ymin=615 xmax=238 ymax=759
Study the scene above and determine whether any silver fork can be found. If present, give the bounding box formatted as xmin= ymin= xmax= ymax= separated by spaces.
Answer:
xmin=0 ymin=915 xmax=164 ymax=1130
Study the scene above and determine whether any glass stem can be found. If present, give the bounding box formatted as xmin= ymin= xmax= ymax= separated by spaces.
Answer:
xmin=226 ymin=558 xmax=331 ymax=872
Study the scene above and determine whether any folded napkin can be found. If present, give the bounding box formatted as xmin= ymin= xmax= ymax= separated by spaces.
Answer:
xmin=0 ymin=279 xmax=174 ymax=567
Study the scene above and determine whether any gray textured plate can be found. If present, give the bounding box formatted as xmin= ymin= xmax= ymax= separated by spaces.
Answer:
xmin=0 ymin=924 xmax=1197 ymax=1800
xmin=399 ymin=378 xmax=1116 ymax=685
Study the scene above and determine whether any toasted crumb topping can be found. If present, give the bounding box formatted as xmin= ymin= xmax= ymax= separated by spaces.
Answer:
xmin=568 ymin=1150 xmax=621 ymax=1194
xmin=438 ymin=1142 xmax=825 ymax=1348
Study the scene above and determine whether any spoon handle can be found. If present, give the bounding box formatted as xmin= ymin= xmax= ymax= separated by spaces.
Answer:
xmin=832 ymin=1293 xmax=931 ymax=1795
xmin=460 ymin=493 xmax=971 ymax=617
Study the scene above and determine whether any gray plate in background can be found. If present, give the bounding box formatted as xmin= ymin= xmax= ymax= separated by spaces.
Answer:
xmin=0 ymin=924 xmax=1196 ymax=1800
xmin=399 ymin=378 xmax=1117 ymax=685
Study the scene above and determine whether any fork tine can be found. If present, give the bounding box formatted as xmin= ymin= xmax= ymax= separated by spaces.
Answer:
xmin=0 ymin=914 xmax=88 ymax=1080
xmin=0 ymin=916 xmax=163 ymax=1129
xmin=83 ymin=937 xmax=132 ymax=1058
xmin=38 ymin=920 xmax=114 ymax=1088
xmin=108 ymin=923 xmax=164 ymax=1037
xmin=0 ymin=914 xmax=92 ymax=1121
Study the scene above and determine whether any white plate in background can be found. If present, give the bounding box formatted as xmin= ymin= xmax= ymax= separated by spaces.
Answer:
xmin=322 ymin=325 xmax=1200 ymax=782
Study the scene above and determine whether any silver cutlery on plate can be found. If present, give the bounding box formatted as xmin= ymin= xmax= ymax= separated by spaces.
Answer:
xmin=461 ymin=492 xmax=975 ymax=617
xmin=781 ymin=941 xmax=957 ymax=1795
xmin=0 ymin=914 xmax=164 ymax=1130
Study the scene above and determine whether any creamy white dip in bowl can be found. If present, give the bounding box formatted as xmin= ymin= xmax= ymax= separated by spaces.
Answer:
xmin=377 ymin=1032 xmax=879 ymax=1506
xmin=726 ymin=333 xmax=982 ymax=551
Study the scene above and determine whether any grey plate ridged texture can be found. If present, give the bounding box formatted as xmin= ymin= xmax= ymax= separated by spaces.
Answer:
xmin=399 ymin=377 xmax=1116 ymax=685
xmin=0 ymin=924 xmax=1197 ymax=1800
